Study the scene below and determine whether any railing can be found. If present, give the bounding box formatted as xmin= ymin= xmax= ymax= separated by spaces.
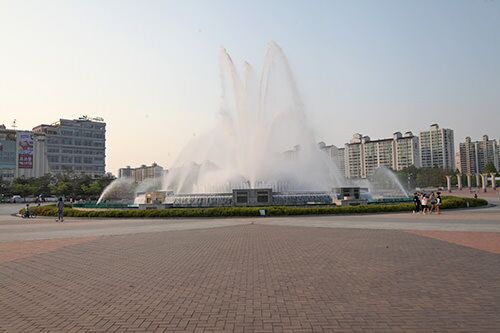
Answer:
xmin=73 ymin=203 xmax=138 ymax=209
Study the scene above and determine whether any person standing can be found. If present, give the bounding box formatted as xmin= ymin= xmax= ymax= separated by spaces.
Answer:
xmin=435 ymin=192 xmax=442 ymax=215
xmin=23 ymin=203 xmax=31 ymax=219
xmin=413 ymin=192 xmax=421 ymax=214
xmin=421 ymin=194 xmax=429 ymax=214
xmin=56 ymin=197 xmax=64 ymax=222
xmin=429 ymin=192 xmax=437 ymax=213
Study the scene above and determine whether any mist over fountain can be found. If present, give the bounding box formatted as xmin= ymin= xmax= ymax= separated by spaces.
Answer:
xmin=163 ymin=42 xmax=344 ymax=194
xmin=97 ymin=42 xmax=408 ymax=206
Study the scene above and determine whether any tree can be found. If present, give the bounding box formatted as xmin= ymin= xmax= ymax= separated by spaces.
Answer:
xmin=0 ymin=178 xmax=12 ymax=199
xmin=11 ymin=183 xmax=37 ymax=197
xmin=49 ymin=181 xmax=70 ymax=197
xmin=395 ymin=165 xmax=418 ymax=191
xmin=421 ymin=167 xmax=450 ymax=187
xmin=81 ymin=181 xmax=102 ymax=197
xmin=2 ymin=174 xmax=115 ymax=199
xmin=484 ymin=162 xmax=497 ymax=174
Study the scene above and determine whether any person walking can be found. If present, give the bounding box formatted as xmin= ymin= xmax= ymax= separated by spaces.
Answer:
xmin=56 ymin=197 xmax=64 ymax=222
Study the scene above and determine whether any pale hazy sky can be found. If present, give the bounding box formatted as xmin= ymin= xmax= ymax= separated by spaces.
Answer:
xmin=1 ymin=0 xmax=499 ymax=175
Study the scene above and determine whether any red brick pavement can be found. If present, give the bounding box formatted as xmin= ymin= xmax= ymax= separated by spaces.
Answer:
xmin=407 ymin=230 xmax=500 ymax=254
xmin=0 ymin=237 xmax=99 ymax=263
xmin=0 ymin=225 xmax=499 ymax=332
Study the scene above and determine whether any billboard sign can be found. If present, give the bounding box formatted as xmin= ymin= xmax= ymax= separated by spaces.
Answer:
xmin=17 ymin=132 xmax=34 ymax=169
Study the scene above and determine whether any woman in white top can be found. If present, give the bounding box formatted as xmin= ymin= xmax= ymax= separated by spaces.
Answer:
xmin=421 ymin=195 xmax=429 ymax=214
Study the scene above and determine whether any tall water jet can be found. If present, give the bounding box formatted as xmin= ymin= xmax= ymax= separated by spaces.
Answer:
xmin=97 ymin=177 xmax=163 ymax=204
xmin=97 ymin=178 xmax=136 ymax=204
xmin=367 ymin=166 xmax=409 ymax=198
xmin=163 ymin=42 xmax=344 ymax=194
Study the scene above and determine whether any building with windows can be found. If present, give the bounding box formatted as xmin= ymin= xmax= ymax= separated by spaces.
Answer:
xmin=458 ymin=135 xmax=499 ymax=174
xmin=283 ymin=145 xmax=301 ymax=161
xmin=15 ymin=131 xmax=50 ymax=179
xmin=363 ymin=138 xmax=395 ymax=177
xmin=118 ymin=163 xmax=165 ymax=183
xmin=32 ymin=117 xmax=106 ymax=177
xmin=394 ymin=131 xmax=420 ymax=170
xmin=0 ymin=125 xmax=49 ymax=181
xmin=0 ymin=125 xmax=17 ymax=182
xmin=419 ymin=124 xmax=455 ymax=170
xmin=345 ymin=133 xmax=366 ymax=179
xmin=343 ymin=131 xmax=420 ymax=179
xmin=318 ymin=142 xmax=346 ymax=178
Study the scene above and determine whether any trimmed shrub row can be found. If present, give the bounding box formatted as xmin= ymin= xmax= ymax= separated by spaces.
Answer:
xmin=21 ymin=196 xmax=487 ymax=219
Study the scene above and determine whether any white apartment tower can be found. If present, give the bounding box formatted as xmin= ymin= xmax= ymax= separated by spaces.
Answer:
xmin=344 ymin=131 xmax=421 ymax=179
xmin=458 ymin=135 xmax=499 ymax=174
xmin=419 ymin=124 xmax=455 ymax=170
xmin=118 ymin=163 xmax=165 ymax=183
xmin=394 ymin=131 xmax=420 ymax=170
xmin=362 ymin=138 xmax=395 ymax=177
xmin=318 ymin=142 xmax=346 ymax=178
xmin=345 ymin=134 xmax=365 ymax=178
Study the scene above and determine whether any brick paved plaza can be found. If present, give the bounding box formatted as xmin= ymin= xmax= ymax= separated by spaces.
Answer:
xmin=1 ymin=207 xmax=500 ymax=333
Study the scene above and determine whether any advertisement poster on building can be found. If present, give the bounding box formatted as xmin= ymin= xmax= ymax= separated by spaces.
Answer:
xmin=17 ymin=132 xmax=34 ymax=169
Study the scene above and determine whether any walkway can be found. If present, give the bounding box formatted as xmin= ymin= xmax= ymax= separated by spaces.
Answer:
xmin=0 ymin=199 xmax=499 ymax=332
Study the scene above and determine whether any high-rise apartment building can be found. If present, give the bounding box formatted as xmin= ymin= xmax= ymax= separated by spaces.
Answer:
xmin=345 ymin=134 xmax=366 ymax=178
xmin=343 ymin=131 xmax=420 ymax=179
xmin=318 ymin=142 xmax=346 ymax=177
xmin=33 ymin=117 xmax=106 ymax=177
xmin=394 ymin=131 xmax=420 ymax=170
xmin=419 ymin=124 xmax=455 ymax=169
xmin=118 ymin=163 xmax=165 ymax=183
xmin=458 ymin=135 xmax=499 ymax=174
xmin=363 ymin=138 xmax=395 ymax=177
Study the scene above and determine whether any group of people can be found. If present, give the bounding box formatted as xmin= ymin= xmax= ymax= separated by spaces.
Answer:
xmin=412 ymin=191 xmax=442 ymax=215
xmin=22 ymin=197 xmax=65 ymax=222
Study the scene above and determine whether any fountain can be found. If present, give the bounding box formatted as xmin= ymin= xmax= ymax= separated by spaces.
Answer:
xmin=162 ymin=42 xmax=344 ymax=196
xmin=365 ymin=166 xmax=409 ymax=199
xmin=97 ymin=177 xmax=161 ymax=205
xmin=96 ymin=42 xmax=408 ymax=208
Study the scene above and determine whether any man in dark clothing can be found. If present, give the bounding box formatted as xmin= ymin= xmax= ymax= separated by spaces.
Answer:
xmin=413 ymin=192 xmax=421 ymax=214
xmin=57 ymin=197 xmax=64 ymax=222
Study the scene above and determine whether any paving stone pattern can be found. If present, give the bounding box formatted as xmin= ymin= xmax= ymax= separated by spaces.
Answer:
xmin=408 ymin=230 xmax=500 ymax=254
xmin=1 ymin=225 xmax=499 ymax=332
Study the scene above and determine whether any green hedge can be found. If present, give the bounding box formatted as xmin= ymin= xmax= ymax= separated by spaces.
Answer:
xmin=21 ymin=196 xmax=487 ymax=219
